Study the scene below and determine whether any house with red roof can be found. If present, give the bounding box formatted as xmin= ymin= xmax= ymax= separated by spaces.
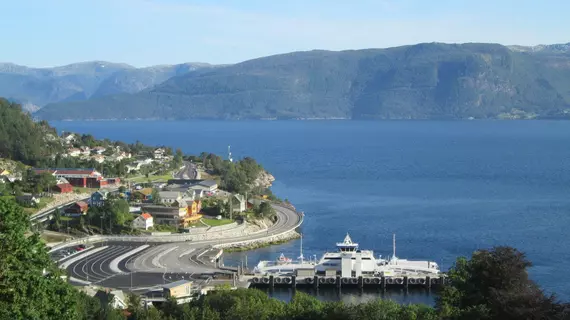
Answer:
xmin=64 ymin=201 xmax=89 ymax=216
xmin=54 ymin=177 xmax=73 ymax=193
xmin=132 ymin=213 xmax=153 ymax=230
xmin=33 ymin=168 xmax=112 ymax=188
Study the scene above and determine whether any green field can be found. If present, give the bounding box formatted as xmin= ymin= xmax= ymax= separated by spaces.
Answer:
xmin=201 ymin=218 xmax=234 ymax=227
xmin=23 ymin=197 xmax=54 ymax=215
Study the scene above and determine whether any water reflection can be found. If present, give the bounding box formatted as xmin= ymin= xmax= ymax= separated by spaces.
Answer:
xmin=252 ymin=286 xmax=436 ymax=305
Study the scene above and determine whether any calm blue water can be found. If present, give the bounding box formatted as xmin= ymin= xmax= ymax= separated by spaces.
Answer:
xmin=51 ymin=120 xmax=570 ymax=302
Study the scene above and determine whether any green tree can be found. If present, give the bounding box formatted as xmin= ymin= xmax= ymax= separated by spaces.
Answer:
xmin=110 ymin=199 xmax=131 ymax=226
xmin=52 ymin=207 xmax=62 ymax=231
xmin=173 ymin=148 xmax=184 ymax=168
xmin=0 ymin=198 xmax=81 ymax=319
xmin=436 ymin=246 xmax=567 ymax=320
xmin=257 ymin=202 xmax=276 ymax=219
xmin=151 ymin=188 xmax=161 ymax=205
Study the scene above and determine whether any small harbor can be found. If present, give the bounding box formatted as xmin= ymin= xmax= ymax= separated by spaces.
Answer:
xmin=235 ymin=233 xmax=446 ymax=292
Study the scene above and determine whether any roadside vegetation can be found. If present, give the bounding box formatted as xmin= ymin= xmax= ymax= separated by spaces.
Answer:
xmin=201 ymin=218 xmax=234 ymax=227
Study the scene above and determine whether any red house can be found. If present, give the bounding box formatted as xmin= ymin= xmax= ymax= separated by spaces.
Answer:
xmin=65 ymin=201 xmax=89 ymax=215
xmin=54 ymin=183 xmax=73 ymax=193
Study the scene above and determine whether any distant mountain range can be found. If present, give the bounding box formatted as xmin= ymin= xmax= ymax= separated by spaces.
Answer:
xmin=0 ymin=61 xmax=213 ymax=112
xmin=10 ymin=42 xmax=570 ymax=120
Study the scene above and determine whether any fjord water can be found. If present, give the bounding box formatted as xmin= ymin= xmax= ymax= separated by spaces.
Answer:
xmin=52 ymin=120 xmax=570 ymax=302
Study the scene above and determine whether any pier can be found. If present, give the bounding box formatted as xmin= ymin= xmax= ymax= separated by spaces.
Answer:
xmin=240 ymin=274 xmax=446 ymax=290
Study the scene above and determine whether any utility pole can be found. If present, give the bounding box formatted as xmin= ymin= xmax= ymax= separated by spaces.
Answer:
xmin=229 ymin=195 xmax=233 ymax=220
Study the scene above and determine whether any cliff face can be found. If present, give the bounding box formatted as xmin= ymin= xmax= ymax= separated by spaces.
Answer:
xmin=253 ymin=170 xmax=275 ymax=189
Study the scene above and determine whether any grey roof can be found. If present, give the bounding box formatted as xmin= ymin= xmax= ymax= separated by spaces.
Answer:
xmin=17 ymin=193 xmax=37 ymax=201
xmin=158 ymin=191 xmax=180 ymax=199
xmin=198 ymin=180 xmax=218 ymax=187
xmin=162 ymin=280 xmax=192 ymax=289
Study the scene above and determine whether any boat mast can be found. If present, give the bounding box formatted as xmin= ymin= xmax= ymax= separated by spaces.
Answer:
xmin=393 ymin=233 xmax=396 ymax=259
xmin=299 ymin=233 xmax=304 ymax=262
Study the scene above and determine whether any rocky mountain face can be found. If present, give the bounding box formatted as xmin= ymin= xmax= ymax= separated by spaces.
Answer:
xmin=23 ymin=42 xmax=570 ymax=120
xmin=0 ymin=61 xmax=212 ymax=109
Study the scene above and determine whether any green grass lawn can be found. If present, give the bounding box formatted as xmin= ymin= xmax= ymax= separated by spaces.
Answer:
xmin=73 ymin=187 xmax=99 ymax=194
xmin=23 ymin=197 xmax=54 ymax=215
xmin=40 ymin=232 xmax=73 ymax=243
xmin=201 ymin=218 xmax=234 ymax=227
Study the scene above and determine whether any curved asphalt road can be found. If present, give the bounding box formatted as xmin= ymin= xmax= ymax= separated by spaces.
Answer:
xmin=57 ymin=205 xmax=301 ymax=290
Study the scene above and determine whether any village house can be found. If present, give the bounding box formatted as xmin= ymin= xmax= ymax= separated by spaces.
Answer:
xmin=231 ymin=194 xmax=246 ymax=213
xmin=132 ymin=213 xmax=153 ymax=230
xmin=153 ymin=148 xmax=165 ymax=159
xmin=92 ymin=146 xmax=106 ymax=154
xmin=189 ymin=180 xmax=218 ymax=194
xmin=142 ymin=205 xmax=187 ymax=226
xmin=188 ymin=199 xmax=202 ymax=216
xmin=16 ymin=193 xmax=40 ymax=207
xmin=93 ymin=289 xmax=127 ymax=310
xmin=65 ymin=201 xmax=89 ymax=216
xmin=133 ymin=188 xmax=153 ymax=201
xmin=90 ymin=190 xmax=109 ymax=206
xmin=3 ymin=174 xmax=22 ymax=183
xmin=68 ymin=148 xmax=81 ymax=157
xmin=62 ymin=132 xmax=76 ymax=144
xmin=54 ymin=178 xmax=73 ymax=193
xmin=33 ymin=168 xmax=113 ymax=188
xmin=91 ymin=155 xmax=105 ymax=163
xmin=159 ymin=191 xmax=181 ymax=204
xmin=80 ymin=146 xmax=91 ymax=156
xmin=162 ymin=280 xmax=194 ymax=299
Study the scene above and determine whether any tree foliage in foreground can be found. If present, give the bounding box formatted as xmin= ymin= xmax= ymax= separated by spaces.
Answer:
xmin=436 ymin=247 xmax=570 ymax=319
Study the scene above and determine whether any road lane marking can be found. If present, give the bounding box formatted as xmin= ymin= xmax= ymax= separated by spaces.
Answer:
xmin=152 ymin=246 xmax=179 ymax=269
xmin=60 ymin=246 xmax=108 ymax=269
xmin=109 ymin=245 xmax=150 ymax=273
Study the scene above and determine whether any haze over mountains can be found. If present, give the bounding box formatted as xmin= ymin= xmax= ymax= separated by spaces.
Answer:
xmin=7 ymin=42 xmax=570 ymax=120
xmin=0 ymin=61 xmax=213 ymax=112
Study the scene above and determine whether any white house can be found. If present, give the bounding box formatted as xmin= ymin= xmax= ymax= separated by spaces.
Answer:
xmin=231 ymin=194 xmax=246 ymax=213
xmin=154 ymin=148 xmax=165 ymax=159
xmin=159 ymin=191 xmax=181 ymax=204
xmin=132 ymin=213 xmax=153 ymax=230
xmin=93 ymin=146 xmax=106 ymax=154
xmin=197 ymin=180 xmax=218 ymax=193
xmin=68 ymin=148 xmax=81 ymax=157
xmin=94 ymin=289 xmax=127 ymax=309
xmin=62 ymin=133 xmax=76 ymax=144
xmin=92 ymin=155 xmax=105 ymax=163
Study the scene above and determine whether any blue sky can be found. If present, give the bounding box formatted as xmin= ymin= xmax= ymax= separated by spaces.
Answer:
xmin=1 ymin=0 xmax=568 ymax=67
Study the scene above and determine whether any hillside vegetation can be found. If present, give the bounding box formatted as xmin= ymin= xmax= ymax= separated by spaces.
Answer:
xmin=36 ymin=42 xmax=570 ymax=120
xmin=0 ymin=98 xmax=62 ymax=165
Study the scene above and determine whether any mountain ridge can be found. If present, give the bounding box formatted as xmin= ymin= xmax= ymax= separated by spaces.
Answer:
xmin=0 ymin=61 xmax=213 ymax=108
xmin=14 ymin=42 xmax=570 ymax=120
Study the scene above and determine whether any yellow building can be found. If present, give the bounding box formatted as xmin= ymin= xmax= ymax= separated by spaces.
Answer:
xmin=0 ymin=169 xmax=10 ymax=176
xmin=162 ymin=280 xmax=193 ymax=298
xmin=188 ymin=200 xmax=202 ymax=216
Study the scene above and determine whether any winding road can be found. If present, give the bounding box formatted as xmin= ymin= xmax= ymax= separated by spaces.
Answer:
xmin=54 ymin=204 xmax=302 ymax=291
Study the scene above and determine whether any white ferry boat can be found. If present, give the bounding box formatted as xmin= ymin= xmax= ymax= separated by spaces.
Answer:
xmin=253 ymin=233 xmax=439 ymax=277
